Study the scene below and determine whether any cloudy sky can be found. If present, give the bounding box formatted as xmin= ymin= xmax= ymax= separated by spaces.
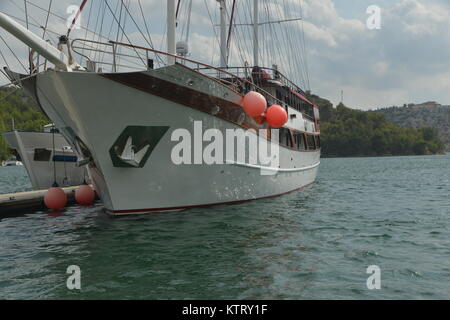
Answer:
xmin=0 ymin=0 xmax=449 ymax=110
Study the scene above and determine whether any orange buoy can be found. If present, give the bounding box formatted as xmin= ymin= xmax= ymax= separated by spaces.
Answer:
xmin=44 ymin=183 xmax=67 ymax=211
xmin=241 ymin=91 xmax=267 ymax=117
xmin=266 ymin=104 xmax=288 ymax=128
xmin=75 ymin=182 xmax=96 ymax=206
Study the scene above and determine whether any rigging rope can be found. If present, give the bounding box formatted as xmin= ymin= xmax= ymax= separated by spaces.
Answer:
xmin=21 ymin=0 xmax=112 ymax=43
xmin=0 ymin=34 xmax=28 ymax=73
xmin=0 ymin=47 xmax=11 ymax=72
xmin=204 ymin=0 xmax=221 ymax=66
xmin=103 ymin=0 xmax=146 ymax=66
xmin=299 ymin=0 xmax=310 ymax=90
xmin=227 ymin=0 xmax=237 ymax=53
xmin=138 ymin=0 xmax=156 ymax=50
xmin=79 ymin=0 xmax=93 ymax=59
xmin=120 ymin=0 xmax=158 ymax=52
xmin=42 ymin=0 xmax=53 ymax=40
xmin=176 ymin=0 xmax=182 ymax=20
xmin=185 ymin=0 xmax=193 ymax=44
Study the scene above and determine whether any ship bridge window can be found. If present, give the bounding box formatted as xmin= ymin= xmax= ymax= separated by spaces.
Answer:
xmin=34 ymin=148 xmax=52 ymax=161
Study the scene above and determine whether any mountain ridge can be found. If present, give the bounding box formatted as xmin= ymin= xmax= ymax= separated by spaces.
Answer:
xmin=372 ymin=101 xmax=450 ymax=151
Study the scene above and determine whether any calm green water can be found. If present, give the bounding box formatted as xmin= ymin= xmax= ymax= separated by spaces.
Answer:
xmin=0 ymin=155 xmax=449 ymax=299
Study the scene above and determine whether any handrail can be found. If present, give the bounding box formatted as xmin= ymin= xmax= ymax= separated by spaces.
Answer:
xmin=213 ymin=66 xmax=307 ymax=97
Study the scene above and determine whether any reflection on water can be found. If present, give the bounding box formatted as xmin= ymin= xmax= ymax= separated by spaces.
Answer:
xmin=0 ymin=154 xmax=449 ymax=299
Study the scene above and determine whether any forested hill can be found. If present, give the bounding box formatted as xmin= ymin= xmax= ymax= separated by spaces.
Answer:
xmin=0 ymin=87 xmax=49 ymax=160
xmin=372 ymin=102 xmax=450 ymax=151
xmin=306 ymin=93 xmax=445 ymax=157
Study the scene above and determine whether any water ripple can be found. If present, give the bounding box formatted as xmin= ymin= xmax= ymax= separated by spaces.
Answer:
xmin=1 ymin=155 xmax=450 ymax=299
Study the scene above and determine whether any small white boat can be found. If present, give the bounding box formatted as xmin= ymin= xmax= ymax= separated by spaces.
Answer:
xmin=1 ymin=124 xmax=87 ymax=190
xmin=1 ymin=158 xmax=23 ymax=167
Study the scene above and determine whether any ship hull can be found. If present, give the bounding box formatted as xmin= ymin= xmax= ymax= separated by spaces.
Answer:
xmin=28 ymin=65 xmax=320 ymax=214
xmin=1 ymin=130 xmax=86 ymax=190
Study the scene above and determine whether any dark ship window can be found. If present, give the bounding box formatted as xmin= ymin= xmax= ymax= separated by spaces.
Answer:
xmin=34 ymin=148 xmax=52 ymax=161
xmin=294 ymin=133 xmax=307 ymax=150
xmin=315 ymin=136 xmax=321 ymax=148
xmin=279 ymin=128 xmax=293 ymax=148
xmin=306 ymin=135 xmax=316 ymax=150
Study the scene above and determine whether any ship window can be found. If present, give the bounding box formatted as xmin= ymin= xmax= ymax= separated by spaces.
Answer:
xmin=294 ymin=97 xmax=300 ymax=111
xmin=297 ymin=133 xmax=307 ymax=150
xmin=276 ymin=89 xmax=283 ymax=101
xmin=279 ymin=128 xmax=293 ymax=147
xmin=315 ymin=136 xmax=321 ymax=148
xmin=306 ymin=135 xmax=316 ymax=150
xmin=287 ymin=130 xmax=294 ymax=148
xmin=34 ymin=148 xmax=52 ymax=161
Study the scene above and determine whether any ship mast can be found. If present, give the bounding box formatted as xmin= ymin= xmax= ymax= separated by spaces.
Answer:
xmin=219 ymin=0 xmax=227 ymax=68
xmin=167 ymin=0 xmax=176 ymax=65
xmin=253 ymin=0 xmax=259 ymax=67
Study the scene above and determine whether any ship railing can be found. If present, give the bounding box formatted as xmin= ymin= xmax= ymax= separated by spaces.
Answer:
xmin=201 ymin=66 xmax=307 ymax=98
xmin=72 ymin=39 xmax=158 ymax=72
xmin=71 ymin=39 xmax=315 ymax=122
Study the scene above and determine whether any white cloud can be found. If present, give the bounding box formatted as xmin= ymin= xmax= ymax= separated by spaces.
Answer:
xmin=373 ymin=61 xmax=389 ymax=77
xmin=302 ymin=21 xmax=337 ymax=48
xmin=300 ymin=0 xmax=450 ymax=109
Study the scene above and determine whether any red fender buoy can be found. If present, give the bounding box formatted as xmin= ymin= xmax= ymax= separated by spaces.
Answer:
xmin=266 ymin=104 xmax=288 ymax=128
xmin=44 ymin=183 xmax=67 ymax=210
xmin=75 ymin=182 xmax=96 ymax=206
xmin=241 ymin=91 xmax=267 ymax=117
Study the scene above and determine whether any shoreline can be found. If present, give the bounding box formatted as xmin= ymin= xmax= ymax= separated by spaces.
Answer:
xmin=321 ymin=152 xmax=447 ymax=159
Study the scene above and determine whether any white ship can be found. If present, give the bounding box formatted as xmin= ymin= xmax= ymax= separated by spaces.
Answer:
xmin=0 ymin=0 xmax=320 ymax=215
xmin=1 ymin=124 xmax=87 ymax=190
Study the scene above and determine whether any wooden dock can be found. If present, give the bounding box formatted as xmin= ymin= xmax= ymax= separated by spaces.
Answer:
xmin=0 ymin=186 xmax=79 ymax=215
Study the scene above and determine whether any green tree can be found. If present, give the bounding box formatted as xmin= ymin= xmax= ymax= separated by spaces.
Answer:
xmin=0 ymin=87 xmax=49 ymax=160
xmin=310 ymin=95 xmax=445 ymax=157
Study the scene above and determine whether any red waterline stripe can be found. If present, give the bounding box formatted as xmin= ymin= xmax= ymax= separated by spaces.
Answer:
xmin=108 ymin=182 xmax=315 ymax=214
